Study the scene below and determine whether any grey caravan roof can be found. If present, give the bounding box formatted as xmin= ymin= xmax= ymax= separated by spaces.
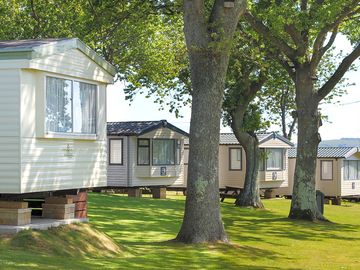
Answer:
xmin=107 ymin=120 xmax=189 ymax=137
xmin=288 ymin=147 xmax=359 ymax=158
xmin=184 ymin=132 xmax=294 ymax=146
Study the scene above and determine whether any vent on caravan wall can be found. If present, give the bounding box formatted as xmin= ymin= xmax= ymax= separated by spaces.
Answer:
xmin=160 ymin=167 xmax=167 ymax=176
xmin=272 ymin=172 xmax=278 ymax=180
xmin=352 ymin=182 xmax=355 ymax=190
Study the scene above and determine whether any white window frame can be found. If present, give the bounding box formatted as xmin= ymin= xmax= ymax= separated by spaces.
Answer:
xmin=44 ymin=75 xmax=98 ymax=140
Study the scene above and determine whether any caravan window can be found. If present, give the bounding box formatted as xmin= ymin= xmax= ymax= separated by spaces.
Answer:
xmin=266 ymin=149 xmax=283 ymax=171
xmin=229 ymin=148 xmax=242 ymax=170
xmin=344 ymin=160 xmax=360 ymax=180
xmin=46 ymin=77 xmax=97 ymax=134
xmin=152 ymin=139 xmax=176 ymax=165
xmin=320 ymin=160 xmax=333 ymax=180
xmin=137 ymin=139 xmax=150 ymax=165
xmin=109 ymin=139 xmax=123 ymax=165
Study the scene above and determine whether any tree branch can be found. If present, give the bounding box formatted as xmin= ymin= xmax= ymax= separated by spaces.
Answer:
xmin=301 ymin=0 xmax=307 ymax=11
xmin=277 ymin=57 xmax=296 ymax=81
xmin=208 ymin=0 xmax=247 ymax=41
xmin=183 ymin=0 xmax=209 ymax=48
xmin=311 ymin=0 xmax=359 ymax=70
xmin=244 ymin=12 xmax=297 ymax=61
xmin=29 ymin=0 xmax=41 ymax=38
xmin=317 ymin=44 xmax=360 ymax=101
xmin=284 ymin=24 xmax=306 ymax=56
xmin=249 ymin=71 xmax=266 ymax=98
xmin=287 ymin=114 xmax=297 ymax=140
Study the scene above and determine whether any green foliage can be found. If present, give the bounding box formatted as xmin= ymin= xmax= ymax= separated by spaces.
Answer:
xmin=248 ymin=0 xmax=359 ymax=86
xmin=222 ymin=24 xmax=270 ymax=133
xmin=0 ymin=0 xmax=190 ymax=116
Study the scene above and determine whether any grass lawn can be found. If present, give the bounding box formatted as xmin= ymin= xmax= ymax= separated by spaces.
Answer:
xmin=1 ymin=193 xmax=360 ymax=269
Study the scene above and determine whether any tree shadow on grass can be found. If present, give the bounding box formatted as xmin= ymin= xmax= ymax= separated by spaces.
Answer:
xmin=221 ymin=200 xmax=360 ymax=245
xmin=89 ymin=194 xmax=360 ymax=246
xmin=85 ymin=194 xmax=360 ymax=269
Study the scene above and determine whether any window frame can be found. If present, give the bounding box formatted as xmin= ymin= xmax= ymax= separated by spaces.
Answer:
xmin=152 ymin=138 xmax=176 ymax=166
xmin=320 ymin=160 xmax=333 ymax=181
xmin=137 ymin=138 xmax=150 ymax=166
xmin=229 ymin=147 xmax=242 ymax=171
xmin=109 ymin=138 xmax=123 ymax=165
xmin=45 ymin=75 xmax=98 ymax=137
xmin=343 ymin=160 xmax=360 ymax=181
xmin=265 ymin=148 xmax=284 ymax=171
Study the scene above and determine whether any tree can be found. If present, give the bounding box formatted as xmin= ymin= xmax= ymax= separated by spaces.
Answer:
xmin=222 ymin=28 xmax=269 ymax=208
xmin=260 ymin=68 xmax=297 ymax=140
xmin=175 ymin=0 xmax=246 ymax=243
xmin=246 ymin=0 xmax=360 ymax=221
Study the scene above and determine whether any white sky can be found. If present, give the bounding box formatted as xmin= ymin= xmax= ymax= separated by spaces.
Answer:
xmin=107 ymin=36 xmax=360 ymax=142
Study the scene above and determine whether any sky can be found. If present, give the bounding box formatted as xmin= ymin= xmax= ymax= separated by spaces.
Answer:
xmin=107 ymin=36 xmax=360 ymax=143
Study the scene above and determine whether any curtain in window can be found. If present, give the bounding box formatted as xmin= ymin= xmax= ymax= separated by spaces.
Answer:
xmin=321 ymin=161 xmax=333 ymax=180
xmin=110 ymin=140 xmax=122 ymax=164
xmin=266 ymin=149 xmax=283 ymax=170
xmin=138 ymin=148 xmax=150 ymax=165
xmin=230 ymin=148 xmax=241 ymax=170
xmin=184 ymin=148 xmax=189 ymax=165
xmin=344 ymin=160 xmax=358 ymax=180
xmin=175 ymin=140 xmax=181 ymax=164
xmin=73 ymin=82 xmax=96 ymax=134
xmin=138 ymin=139 xmax=150 ymax=165
xmin=153 ymin=140 xmax=175 ymax=165
xmin=46 ymin=77 xmax=72 ymax=132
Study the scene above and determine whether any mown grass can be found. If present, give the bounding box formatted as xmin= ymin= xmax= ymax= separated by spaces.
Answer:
xmin=0 ymin=193 xmax=359 ymax=269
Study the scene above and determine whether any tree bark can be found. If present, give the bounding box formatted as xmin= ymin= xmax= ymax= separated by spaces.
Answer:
xmin=229 ymin=103 xmax=263 ymax=208
xmin=175 ymin=0 xmax=246 ymax=244
xmin=175 ymin=51 xmax=229 ymax=243
xmin=234 ymin=131 xmax=263 ymax=208
xmin=289 ymin=66 xmax=325 ymax=221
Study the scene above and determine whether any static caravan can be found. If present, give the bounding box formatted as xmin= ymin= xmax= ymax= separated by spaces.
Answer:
xmin=176 ymin=132 xmax=293 ymax=193
xmin=0 ymin=38 xmax=115 ymax=226
xmin=107 ymin=120 xmax=188 ymax=198
xmin=278 ymin=147 xmax=360 ymax=200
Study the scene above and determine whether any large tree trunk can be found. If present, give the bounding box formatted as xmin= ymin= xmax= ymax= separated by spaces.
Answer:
xmin=175 ymin=0 xmax=246 ymax=244
xmin=234 ymin=132 xmax=263 ymax=208
xmin=175 ymin=52 xmax=229 ymax=243
xmin=289 ymin=67 xmax=325 ymax=221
